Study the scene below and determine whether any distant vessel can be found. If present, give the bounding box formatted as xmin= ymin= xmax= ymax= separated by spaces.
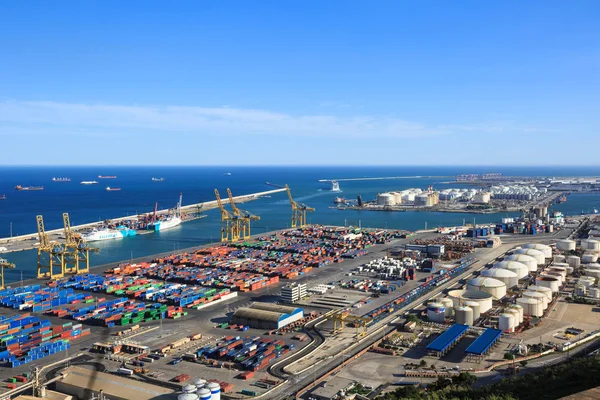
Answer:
xmin=15 ymin=185 xmax=44 ymax=191
xmin=224 ymin=172 xmax=232 ymax=176
xmin=106 ymin=187 xmax=121 ymax=192
xmin=152 ymin=177 xmax=165 ymax=182
xmin=0 ymin=194 xmax=5 ymax=200
xmin=82 ymin=226 xmax=137 ymax=242
xmin=81 ymin=181 xmax=99 ymax=185
xmin=595 ymin=208 xmax=599 ymax=215
xmin=98 ymin=175 xmax=117 ymax=179
xmin=331 ymin=181 xmax=341 ymax=192
xmin=334 ymin=197 xmax=346 ymax=204
xmin=52 ymin=177 xmax=71 ymax=182
xmin=148 ymin=193 xmax=183 ymax=232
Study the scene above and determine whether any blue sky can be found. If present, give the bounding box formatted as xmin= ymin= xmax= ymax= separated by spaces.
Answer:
xmin=0 ymin=1 xmax=598 ymax=165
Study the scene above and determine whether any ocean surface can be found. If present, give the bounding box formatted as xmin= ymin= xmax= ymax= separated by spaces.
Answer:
xmin=1 ymin=166 xmax=599 ymax=283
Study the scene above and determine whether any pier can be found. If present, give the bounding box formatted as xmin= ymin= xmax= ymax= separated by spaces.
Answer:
xmin=0 ymin=188 xmax=287 ymax=253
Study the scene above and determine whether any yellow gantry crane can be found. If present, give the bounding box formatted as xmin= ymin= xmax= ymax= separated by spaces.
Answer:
xmin=215 ymin=189 xmax=240 ymax=242
xmin=285 ymin=184 xmax=315 ymax=228
xmin=227 ymin=188 xmax=260 ymax=241
xmin=36 ymin=215 xmax=65 ymax=279
xmin=327 ymin=309 xmax=372 ymax=338
xmin=0 ymin=257 xmax=16 ymax=290
xmin=62 ymin=213 xmax=98 ymax=275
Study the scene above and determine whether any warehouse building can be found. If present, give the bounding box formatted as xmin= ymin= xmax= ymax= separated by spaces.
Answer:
xmin=55 ymin=366 xmax=174 ymax=400
xmin=232 ymin=302 xmax=304 ymax=330
xmin=281 ymin=282 xmax=307 ymax=303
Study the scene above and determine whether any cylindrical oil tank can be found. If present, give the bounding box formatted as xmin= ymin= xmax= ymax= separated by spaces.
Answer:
xmin=392 ymin=192 xmax=403 ymax=204
xmin=377 ymin=193 xmax=396 ymax=206
xmin=587 ymin=263 xmax=600 ymax=269
xmin=448 ymin=289 xmax=493 ymax=313
xmin=198 ymin=388 xmax=212 ymax=400
xmin=464 ymin=301 xmax=481 ymax=320
xmin=504 ymin=254 xmax=538 ymax=272
xmin=553 ymin=255 xmax=566 ymax=264
xmin=455 ymin=306 xmax=474 ymax=326
xmin=549 ymin=267 xmax=567 ymax=279
xmin=587 ymin=240 xmax=600 ymax=252
xmin=507 ymin=305 xmax=524 ymax=324
xmin=536 ymin=276 xmax=560 ymax=293
xmin=499 ymin=313 xmax=515 ymax=332
xmin=513 ymin=249 xmax=545 ymax=265
xmin=440 ymin=298 xmax=454 ymax=317
xmin=567 ymin=256 xmax=581 ymax=268
xmin=207 ymin=382 xmax=221 ymax=400
xmin=527 ymin=285 xmax=553 ymax=301
xmin=492 ymin=261 xmax=529 ymax=279
xmin=523 ymin=291 xmax=548 ymax=309
xmin=467 ymin=277 xmax=507 ymax=299
xmin=585 ymin=268 xmax=600 ymax=278
xmin=566 ymin=266 xmax=574 ymax=274
xmin=522 ymin=244 xmax=552 ymax=259
xmin=480 ymin=268 xmax=518 ymax=288
xmin=194 ymin=379 xmax=207 ymax=389
xmin=427 ymin=302 xmax=446 ymax=323
xmin=574 ymin=285 xmax=587 ymax=297
xmin=178 ymin=394 xmax=199 ymax=400
xmin=505 ymin=308 xmax=521 ymax=327
xmin=582 ymin=253 xmax=599 ymax=264
xmin=578 ymin=277 xmax=595 ymax=288
xmin=557 ymin=240 xmax=576 ymax=251
xmin=589 ymin=288 xmax=600 ymax=299
xmin=517 ymin=297 xmax=544 ymax=317
xmin=541 ymin=271 xmax=563 ymax=285
xmin=183 ymin=385 xmax=197 ymax=394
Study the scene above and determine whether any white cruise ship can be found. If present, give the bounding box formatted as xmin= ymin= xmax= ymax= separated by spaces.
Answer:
xmin=81 ymin=181 xmax=99 ymax=185
xmin=148 ymin=193 xmax=183 ymax=232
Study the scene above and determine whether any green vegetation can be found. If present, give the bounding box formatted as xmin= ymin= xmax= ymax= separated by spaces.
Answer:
xmin=406 ymin=314 xmax=420 ymax=323
xmin=519 ymin=360 xmax=528 ymax=367
xmin=504 ymin=352 xmax=515 ymax=360
xmin=378 ymin=355 xmax=600 ymax=400
xmin=348 ymin=383 xmax=372 ymax=395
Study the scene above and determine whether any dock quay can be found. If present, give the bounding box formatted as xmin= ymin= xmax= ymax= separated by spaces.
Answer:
xmin=0 ymin=188 xmax=286 ymax=254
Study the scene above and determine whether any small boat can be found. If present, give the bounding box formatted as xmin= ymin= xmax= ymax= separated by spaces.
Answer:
xmin=334 ymin=197 xmax=346 ymax=204
xmin=15 ymin=185 xmax=44 ymax=191
xmin=224 ymin=172 xmax=232 ymax=176
xmin=0 ymin=194 xmax=5 ymax=200
xmin=98 ymin=175 xmax=117 ymax=179
xmin=52 ymin=177 xmax=71 ymax=182
xmin=152 ymin=177 xmax=165 ymax=182
xmin=81 ymin=181 xmax=99 ymax=185
xmin=106 ymin=187 xmax=121 ymax=192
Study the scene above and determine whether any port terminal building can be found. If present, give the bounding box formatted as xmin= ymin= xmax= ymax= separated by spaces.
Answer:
xmin=232 ymin=302 xmax=304 ymax=330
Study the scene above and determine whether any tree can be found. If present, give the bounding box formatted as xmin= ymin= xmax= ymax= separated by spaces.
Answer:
xmin=406 ymin=314 xmax=419 ymax=323
xmin=504 ymin=352 xmax=515 ymax=360
xmin=420 ymin=359 xmax=427 ymax=367
xmin=519 ymin=360 xmax=528 ymax=367
xmin=452 ymin=372 xmax=477 ymax=387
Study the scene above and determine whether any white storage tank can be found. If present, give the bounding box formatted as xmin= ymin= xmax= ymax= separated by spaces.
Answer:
xmin=377 ymin=193 xmax=396 ymax=206
xmin=540 ymin=271 xmax=563 ymax=285
xmin=567 ymin=256 xmax=581 ymax=268
xmin=499 ymin=313 xmax=515 ymax=332
xmin=505 ymin=308 xmax=521 ymax=327
xmin=198 ymin=388 xmax=212 ymax=400
xmin=549 ymin=267 xmax=567 ymax=279
xmin=455 ymin=306 xmax=474 ymax=325
xmin=467 ymin=277 xmax=507 ymax=299
xmin=440 ymin=298 xmax=454 ymax=317
xmin=464 ymin=301 xmax=481 ymax=320
xmin=522 ymin=244 xmax=552 ymax=259
xmin=537 ymin=276 xmax=561 ymax=292
xmin=183 ymin=385 xmax=197 ymax=393
xmin=448 ymin=289 xmax=493 ymax=313
xmin=585 ymin=268 xmax=600 ymax=278
xmin=582 ymin=253 xmax=599 ymax=264
xmin=553 ymin=255 xmax=566 ymax=264
xmin=207 ymin=382 xmax=221 ymax=400
xmin=492 ymin=261 xmax=529 ymax=279
xmin=507 ymin=305 xmax=524 ymax=324
xmin=556 ymin=240 xmax=576 ymax=251
xmin=578 ymin=277 xmax=596 ymax=288
xmin=523 ymin=291 xmax=548 ymax=309
xmin=527 ymin=285 xmax=553 ymax=301
xmin=589 ymin=288 xmax=600 ymax=299
xmin=504 ymin=254 xmax=538 ymax=272
xmin=513 ymin=249 xmax=545 ymax=265
xmin=574 ymin=285 xmax=587 ymax=297
xmin=392 ymin=192 xmax=403 ymax=204
xmin=480 ymin=268 xmax=518 ymax=288
xmin=179 ymin=394 xmax=200 ymax=400
xmin=427 ymin=302 xmax=446 ymax=323
xmin=517 ymin=297 xmax=544 ymax=317
xmin=587 ymin=240 xmax=600 ymax=252
xmin=566 ymin=265 xmax=574 ymax=274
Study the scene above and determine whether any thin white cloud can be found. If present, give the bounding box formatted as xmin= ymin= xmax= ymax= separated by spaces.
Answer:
xmin=0 ymin=99 xmax=550 ymax=139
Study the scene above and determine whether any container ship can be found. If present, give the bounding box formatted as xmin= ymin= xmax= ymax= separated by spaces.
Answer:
xmin=98 ymin=175 xmax=117 ymax=179
xmin=148 ymin=193 xmax=183 ymax=232
xmin=80 ymin=181 xmax=99 ymax=185
xmin=15 ymin=185 xmax=44 ymax=191
xmin=82 ymin=226 xmax=137 ymax=242
xmin=106 ymin=187 xmax=121 ymax=192
xmin=52 ymin=177 xmax=71 ymax=182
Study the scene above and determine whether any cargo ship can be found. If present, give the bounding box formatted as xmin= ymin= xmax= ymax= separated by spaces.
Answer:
xmin=151 ymin=177 xmax=165 ymax=182
xmin=15 ymin=185 xmax=44 ymax=191
xmin=148 ymin=193 xmax=183 ymax=232
xmin=98 ymin=175 xmax=117 ymax=179
xmin=0 ymin=194 xmax=5 ymax=200
xmin=82 ymin=226 xmax=137 ymax=242
xmin=81 ymin=181 xmax=99 ymax=185
xmin=52 ymin=177 xmax=71 ymax=182
xmin=106 ymin=187 xmax=121 ymax=192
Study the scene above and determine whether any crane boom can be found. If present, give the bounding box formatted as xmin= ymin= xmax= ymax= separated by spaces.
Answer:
xmin=0 ymin=257 xmax=15 ymax=290
xmin=285 ymin=184 xmax=315 ymax=228
xmin=215 ymin=189 xmax=239 ymax=242
xmin=226 ymin=188 xmax=259 ymax=240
